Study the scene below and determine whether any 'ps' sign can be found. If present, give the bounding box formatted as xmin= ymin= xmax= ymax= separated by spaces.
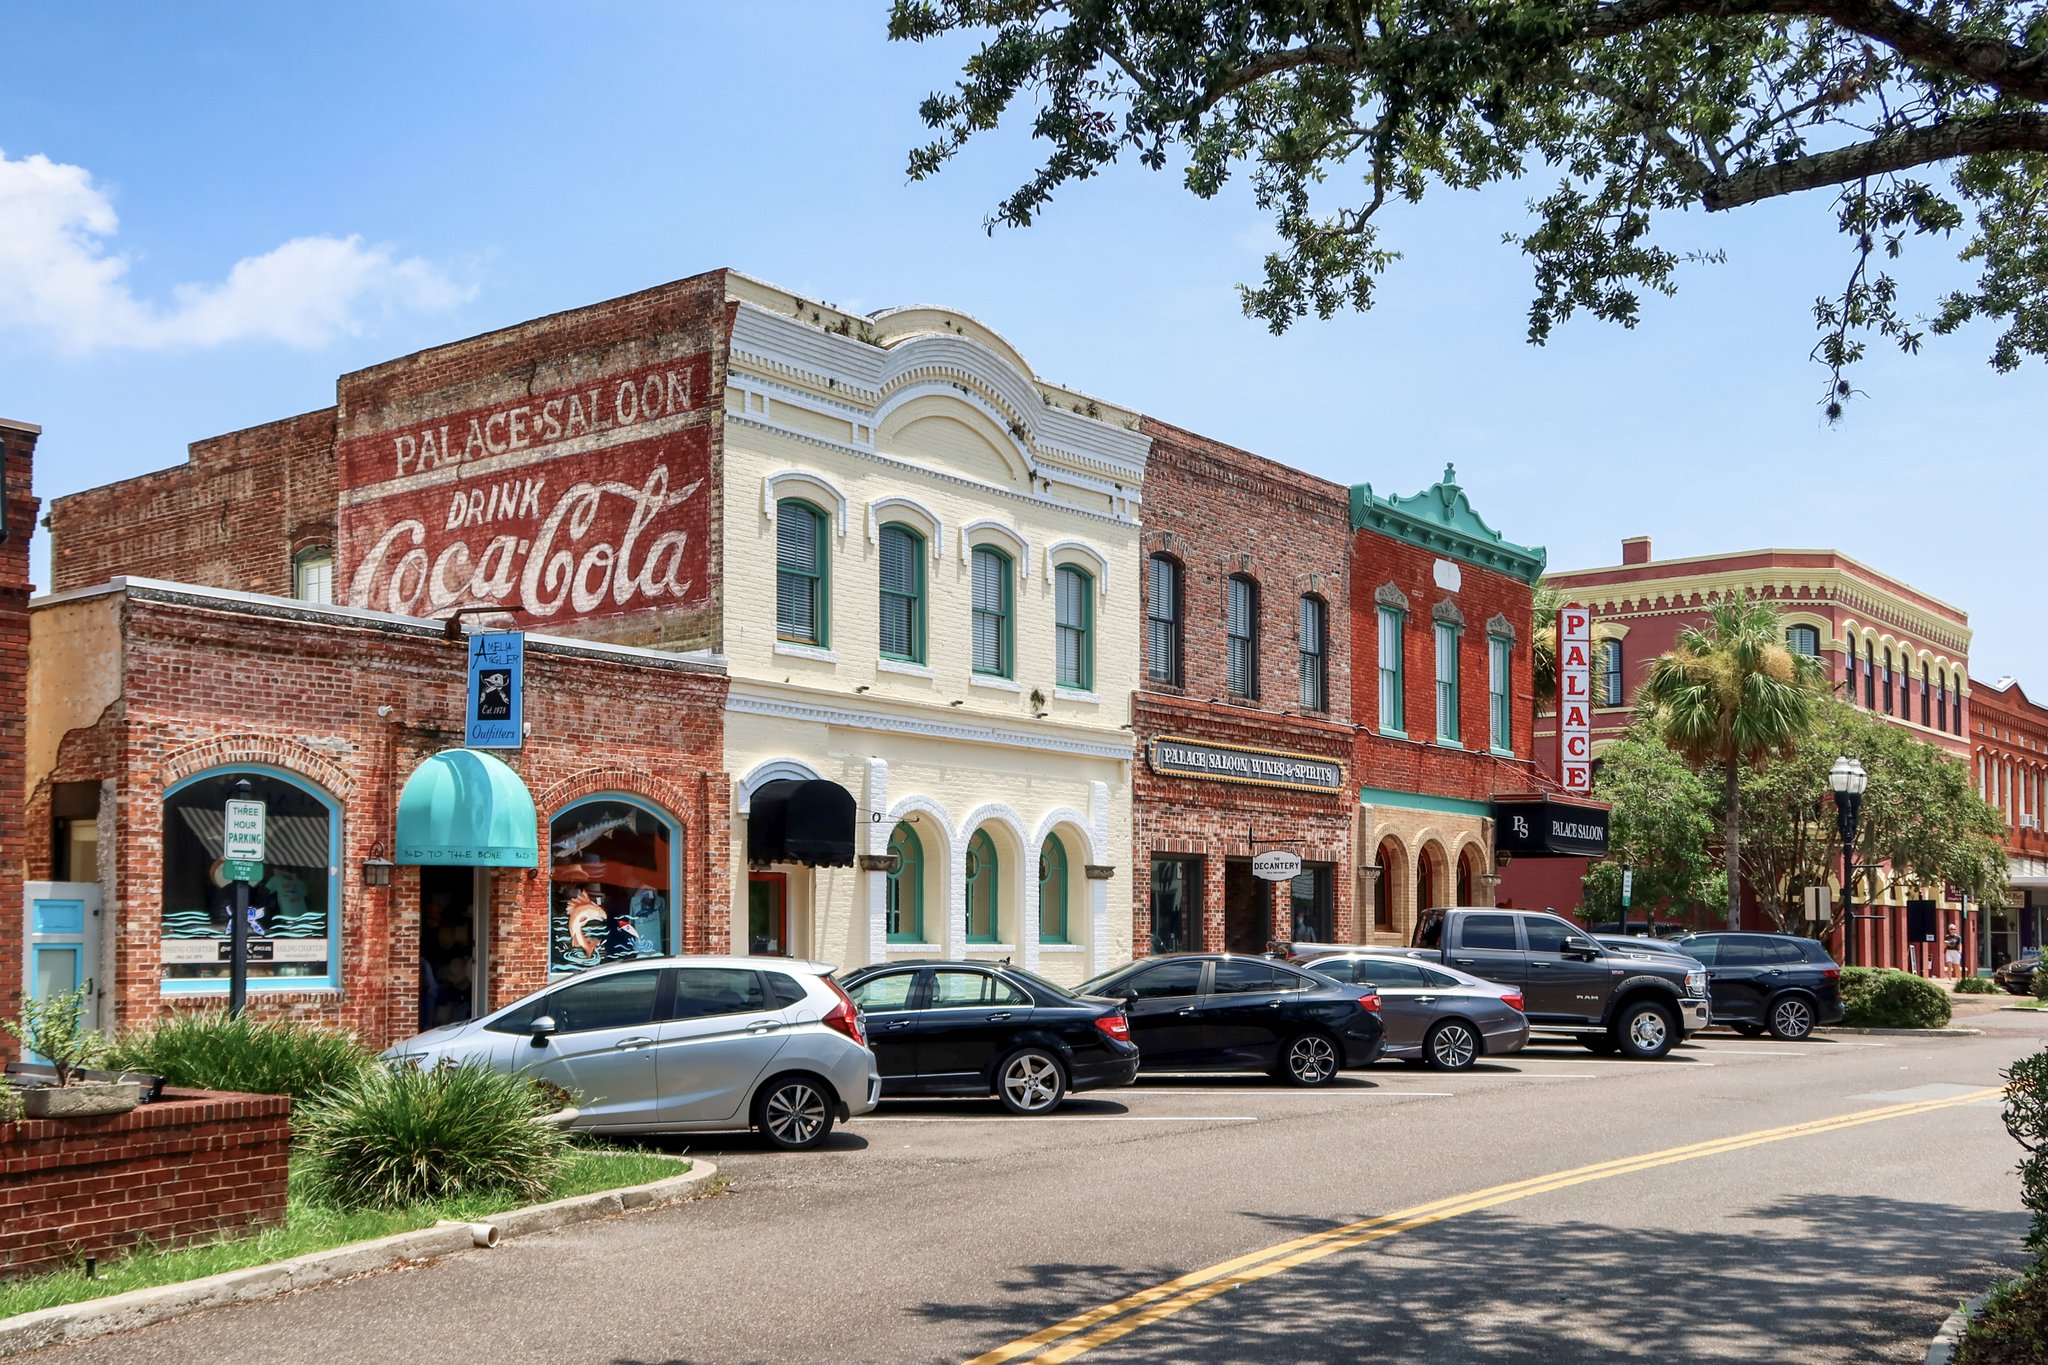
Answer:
xmin=1557 ymin=605 xmax=1593 ymax=793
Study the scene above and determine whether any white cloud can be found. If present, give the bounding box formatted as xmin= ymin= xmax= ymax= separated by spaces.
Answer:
xmin=0 ymin=148 xmax=472 ymax=353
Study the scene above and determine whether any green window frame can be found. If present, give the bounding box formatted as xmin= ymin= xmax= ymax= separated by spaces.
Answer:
xmin=886 ymin=821 xmax=924 ymax=943
xmin=1488 ymin=634 xmax=1513 ymax=754
xmin=1377 ymin=606 xmax=1405 ymax=735
xmin=1055 ymin=565 xmax=1093 ymax=691
xmin=1599 ymin=638 xmax=1624 ymax=706
xmin=1299 ymin=595 xmax=1328 ymax=712
xmin=966 ymin=829 xmax=1000 ymax=943
xmin=971 ymin=547 xmax=1013 ymax=678
xmin=775 ymin=498 xmax=828 ymax=646
xmin=878 ymin=523 xmax=925 ymax=664
xmin=1435 ymin=620 xmax=1461 ymax=744
xmin=1038 ymin=833 xmax=1070 ymax=944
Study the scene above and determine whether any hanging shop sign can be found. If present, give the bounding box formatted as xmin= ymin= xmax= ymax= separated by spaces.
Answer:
xmin=1251 ymin=851 xmax=1304 ymax=882
xmin=1557 ymin=604 xmax=1593 ymax=793
xmin=466 ymin=631 xmax=525 ymax=749
xmin=1493 ymin=797 xmax=1610 ymax=857
xmin=1147 ymin=737 xmax=1346 ymax=794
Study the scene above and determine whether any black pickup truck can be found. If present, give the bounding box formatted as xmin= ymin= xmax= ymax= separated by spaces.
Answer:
xmin=1411 ymin=907 xmax=1711 ymax=1058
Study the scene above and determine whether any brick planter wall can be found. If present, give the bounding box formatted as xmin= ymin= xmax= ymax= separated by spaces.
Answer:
xmin=0 ymin=1089 xmax=291 ymax=1278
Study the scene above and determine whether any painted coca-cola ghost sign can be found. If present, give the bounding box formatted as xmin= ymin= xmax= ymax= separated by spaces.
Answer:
xmin=338 ymin=353 xmax=715 ymax=634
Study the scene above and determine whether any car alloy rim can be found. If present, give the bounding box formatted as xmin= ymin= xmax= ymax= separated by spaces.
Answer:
xmin=1004 ymin=1055 xmax=1060 ymax=1110
xmin=1433 ymin=1026 xmax=1476 ymax=1068
xmin=1629 ymin=1010 xmax=1667 ymax=1050
xmin=1291 ymin=1035 xmax=1337 ymax=1082
xmin=766 ymin=1083 xmax=826 ymax=1144
xmin=1774 ymin=1000 xmax=1812 ymax=1036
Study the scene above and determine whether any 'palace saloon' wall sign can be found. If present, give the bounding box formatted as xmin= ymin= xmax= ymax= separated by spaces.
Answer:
xmin=1148 ymin=737 xmax=1346 ymax=794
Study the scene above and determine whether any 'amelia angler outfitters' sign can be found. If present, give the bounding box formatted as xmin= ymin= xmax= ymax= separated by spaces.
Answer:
xmin=1148 ymin=737 xmax=1346 ymax=794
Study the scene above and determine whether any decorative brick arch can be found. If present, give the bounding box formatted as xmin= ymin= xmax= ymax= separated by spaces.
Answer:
xmin=532 ymin=766 xmax=702 ymax=847
xmin=157 ymin=734 xmax=354 ymax=802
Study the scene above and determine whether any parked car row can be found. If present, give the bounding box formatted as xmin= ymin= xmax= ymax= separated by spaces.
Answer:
xmin=378 ymin=914 xmax=1845 ymax=1150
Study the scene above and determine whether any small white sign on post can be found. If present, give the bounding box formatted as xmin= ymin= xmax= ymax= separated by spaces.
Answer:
xmin=223 ymin=799 xmax=268 ymax=863
xmin=1804 ymin=885 xmax=1831 ymax=921
xmin=1251 ymin=850 xmax=1304 ymax=882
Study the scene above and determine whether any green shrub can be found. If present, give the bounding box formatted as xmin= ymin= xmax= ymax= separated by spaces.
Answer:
xmin=296 ymin=1062 xmax=569 ymax=1211
xmin=1839 ymin=967 xmax=1954 ymax=1029
xmin=1957 ymin=974 xmax=1999 ymax=995
xmin=2032 ymin=966 xmax=2048 ymax=1002
xmin=107 ymin=1011 xmax=374 ymax=1104
xmin=2 ymin=984 xmax=108 ymax=1087
xmin=2005 ymin=1049 xmax=2048 ymax=1258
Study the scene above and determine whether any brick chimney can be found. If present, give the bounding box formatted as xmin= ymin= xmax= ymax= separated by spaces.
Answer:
xmin=1621 ymin=536 xmax=1652 ymax=566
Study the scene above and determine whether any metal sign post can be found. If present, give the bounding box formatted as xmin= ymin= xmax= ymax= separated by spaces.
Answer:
xmin=222 ymin=781 xmax=267 ymax=1017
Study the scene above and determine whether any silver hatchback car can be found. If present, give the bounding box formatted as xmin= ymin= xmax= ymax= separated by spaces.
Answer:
xmin=1300 ymin=950 xmax=1530 ymax=1070
xmin=381 ymin=956 xmax=881 ymax=1150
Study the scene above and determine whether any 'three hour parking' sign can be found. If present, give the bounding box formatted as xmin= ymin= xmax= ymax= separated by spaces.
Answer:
xmin=1557 ymin=604 xmax=1593 ymax=793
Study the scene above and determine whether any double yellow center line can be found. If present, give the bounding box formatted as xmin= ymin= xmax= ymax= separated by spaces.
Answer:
xmin=968 ymin=1087 xmax=2002 ymax=1364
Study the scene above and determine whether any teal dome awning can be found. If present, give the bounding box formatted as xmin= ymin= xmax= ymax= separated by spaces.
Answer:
xmin=395 ymin=749 xmax=538 ymax=867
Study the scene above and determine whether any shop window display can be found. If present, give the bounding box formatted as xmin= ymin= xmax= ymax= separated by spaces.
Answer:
xmin=549 ymin=799 xmax=677 ymax=973
xmin=160 ymin=771 xmax=335 ymax=984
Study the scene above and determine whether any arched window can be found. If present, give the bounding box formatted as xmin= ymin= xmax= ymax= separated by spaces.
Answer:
xmin=1374 ymin=842 xmax=1395 ymax=930
xmin=776 ymin=499 xmax=828 ymax=646
xmin=1845 ymin=641 xmax=1859 ymax=705
xmin=1456 ymin=852 xmax=1475 ymax=906
xmin=971 ymin=546 xmax=1013 ymax=678
xmin=1938 ymin=676 xmax=1949 ymax=732
xmin=1864 ymin=642 xmax=1876 ymax=708
xmin=1147 ymin=554 xmax=1183 ymax=686
xmin=1227 ymin=574 xmax=1259 ymax=699
xmin=1954 ymin=676 xmax=1965 ymax=734
xmin=1921 ymin=663 xmax=1932 ymax=726
xmin=1298 ymin=595 xmax=1328 ymax=712
xmin=1038 ymin=833 xmax=1070 ymax=944
xmin=966 ymin=829 xmax=1000 ymax=943
xmin=1597 ymin=638 xmax=1624 ymax=706
xmin=1883 ymin=648 xmax=1895 ymax=713
xmin=1786 ymin=624 xmax=1820 ymax=657
xmin=886 ymin=821 xmax=923 ymax=943
xmin=1055 ymin=565 xmax=1094 ymax=691
xmin=548 ymin=797 xmax=678 ymax=973
xmin=292 ymin=547 xmax=334 ymax=605
xmin=878 ymin=523 xmax=925 ymax=664
xmin=161 ymin=768 xmax=338 ymax=989
xmin=1415 ymin=853 xmax=1436 ymax=916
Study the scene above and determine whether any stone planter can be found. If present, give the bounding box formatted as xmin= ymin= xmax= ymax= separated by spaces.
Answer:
xmin=21 ymin=1080 xmax=142 ymax=1119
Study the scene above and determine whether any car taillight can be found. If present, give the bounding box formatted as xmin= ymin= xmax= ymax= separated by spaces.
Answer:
xmin=1095 ymin=1013 xmax=1131 ymax=1043
xmin=1501 ymin=992 xmax=1525 ymax=1012
xmin=822 ymin=978 xmax=865 ymax=1049
xmin=1358 ymin=992 xmax=1381 ymax=1013
xmin=1822 ymin=967 xmax=1840 ymax=981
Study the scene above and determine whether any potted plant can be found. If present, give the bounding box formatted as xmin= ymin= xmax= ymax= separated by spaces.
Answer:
xmin=3 ymin=984 xmax=140 ymax=1119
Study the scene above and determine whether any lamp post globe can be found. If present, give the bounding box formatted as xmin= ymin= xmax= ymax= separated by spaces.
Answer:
xmin=1829 ymin=756 xmax=1868 ymax=967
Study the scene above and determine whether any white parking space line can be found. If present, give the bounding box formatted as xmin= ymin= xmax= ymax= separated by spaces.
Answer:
xmin=1123 ymin=1089 xmax=1454 ymax=1098
xmin=858 ymin=1115 xmax=1262 ymax=1123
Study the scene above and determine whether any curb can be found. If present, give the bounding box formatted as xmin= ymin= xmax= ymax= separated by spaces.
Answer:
xmin=1927 ymin=1290 xmax=1992 ymax=1365
xmin=1821 ymin=1026 xmax=1983 ymax=1037
xmin=0 ymin=1160 xmax=718 ymax=1357
xmin=1999 ymin=1006 xmax=2048 ymax=1014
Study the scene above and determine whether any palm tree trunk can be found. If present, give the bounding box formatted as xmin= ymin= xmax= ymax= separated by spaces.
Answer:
xmin=1723 ymin=761 xmax=1742 ymax=930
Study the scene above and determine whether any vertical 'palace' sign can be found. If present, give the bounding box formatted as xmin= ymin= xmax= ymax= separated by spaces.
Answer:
xmin=1557 ymin=604 xmax=1593 ymax=793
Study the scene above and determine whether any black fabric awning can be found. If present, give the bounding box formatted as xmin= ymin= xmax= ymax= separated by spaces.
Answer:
xmin=748 ymin=779 xmax=856 ymax=868
xmin=1493 ymin=795 xmax=1611 ymax=858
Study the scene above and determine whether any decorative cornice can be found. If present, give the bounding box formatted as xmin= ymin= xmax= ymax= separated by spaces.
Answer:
xmin=1433 ymin=599 xmax=1465 ymax=627
xmin=725 ymin=689 xmax=1135 ymax=761
xmin=1374 ymin=582 xmax=1410 ymax=612
xmin=1486 ymin=612 xmax=1516 ymax=641
xmin=1351 ymin=464 xmax=1546 ymax=585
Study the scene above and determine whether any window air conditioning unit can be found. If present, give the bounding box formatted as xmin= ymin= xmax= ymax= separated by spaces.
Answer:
xmin=2024 ymin=814 xmax=2040 ymax=830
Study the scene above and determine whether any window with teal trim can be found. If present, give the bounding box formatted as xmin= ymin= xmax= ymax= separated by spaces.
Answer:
xmin=548 ymin=798 xmax=677 ymax=973
xmin=878 ymin=523 xmax=925 ymax=663
xmin=966 ymin=829 xmax=1000 ymax=942
xmin=886 ymin=821 xmax=924 ymax=942
xmin=1435 ymin=621 xmax=1461 ymax=743
xmin=1055 ymin=565 xmax=1093 ymax=690
xmin=1597 ymin=638 xmax=1624 ymax=706
xmin=1488 ymin=634 xmax=1513 ymax=753
xmin=972 ymin=547 xmax=1013 ymax=677
xmin=160 ymin=770 xmax=336 ymax=987
xmin=1038 ymin=834 xmax=1070 ymax=944
xmin=776 ymin=499 xmax=828 ymax=645
xmin=1377 ymin=607 xmax=1405 ymax=734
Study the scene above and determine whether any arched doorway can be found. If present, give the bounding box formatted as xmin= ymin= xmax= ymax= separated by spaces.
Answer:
xmin=1416 ymin=846 xmax=1441 ymax=917
xmin=1456 ymin=846 xmax=1484 ymax=906
xmin=1374 ymin=840 xmax=1397 ymax=931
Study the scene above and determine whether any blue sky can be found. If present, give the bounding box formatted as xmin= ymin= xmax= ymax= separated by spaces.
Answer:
xmin=3 ymin=3 xmax=2040 ymax=682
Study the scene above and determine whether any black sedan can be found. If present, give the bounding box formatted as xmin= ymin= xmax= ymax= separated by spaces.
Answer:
xmin=839 ymin=961 xmax=1139 ymax=1115
xmin=1996 ymin=957 xmax=2040 ymax=995
xmin=1667 ymin=932 xmax=1847 ymax=1039
xmin=1074 ymin=954 xmax=1384 ymax=1085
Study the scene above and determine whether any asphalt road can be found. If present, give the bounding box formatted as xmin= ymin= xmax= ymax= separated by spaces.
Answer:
xmin=28 ymin=1008 xmax=2047 ymax=1364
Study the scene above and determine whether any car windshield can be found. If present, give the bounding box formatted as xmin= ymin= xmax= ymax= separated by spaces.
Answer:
xmin=1074 ymin=968 xmax=1131 ymax=996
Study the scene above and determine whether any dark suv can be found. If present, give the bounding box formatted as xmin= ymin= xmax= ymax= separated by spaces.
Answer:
xmin=1667 ymin=932 xmax=1846 ymax=1040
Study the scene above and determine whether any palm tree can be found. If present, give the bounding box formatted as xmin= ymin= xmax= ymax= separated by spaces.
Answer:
xmin=1530 ymin=581 xmax=1563 ymax=710
xmin=1636 ymin=597 xmax=1828 ymax=926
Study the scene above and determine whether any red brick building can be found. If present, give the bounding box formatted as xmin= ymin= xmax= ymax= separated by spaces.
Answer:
xmin=1131 ymin=423 xmax=1357 ymax=954
xmin=1 ymin=418 xmax=38 ymax=1052
xmin=1971 ymin=678 xmax=2048 ymax=970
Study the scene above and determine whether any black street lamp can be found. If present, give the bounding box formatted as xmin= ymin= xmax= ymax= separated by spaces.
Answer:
xmin=1829 ymin=756 xmax=1868 ymax=966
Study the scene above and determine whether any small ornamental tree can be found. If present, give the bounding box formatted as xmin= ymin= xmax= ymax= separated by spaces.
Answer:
xmin=1 ymin=984 xmax=107 ymax=1087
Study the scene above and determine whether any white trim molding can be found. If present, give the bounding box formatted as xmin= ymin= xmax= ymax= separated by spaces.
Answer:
xmin=726 ymin=691 xmax=1135 ymax=761
xmin=763 ymin=469 xmax=850 ymax=540
xmin=866 ymin=495 xmax=946 ymax=558
xmin=1044 ymin=539 xmax=1111 ymax=594
xmin=735 ymin=757 xmax=826 ymax=815
xmin=960 ymin=519 xmax=1032 ymax=576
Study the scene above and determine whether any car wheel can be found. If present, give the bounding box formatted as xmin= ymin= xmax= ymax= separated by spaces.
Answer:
xmin=1581 ymin=1036 xmax=1619 ymax=1054
xmin=997 ymin=1049 xmax=1067 ymax=1115
xmin=1767 ymin=995 xmax=1816 ymax=1041
xmin=1280 ymin=1032 xmax=1341 ymax=1086
xmin=1424 ymin=1021 xmax=1480 ymax=1071
xmin=754 ymin=1074 xmax=835 ymax=1151
xmin=1732 ymin=1023 xmax=1766 ymax=1038
xmin=1612 ymin=1001 xmax=1678 ymax=1060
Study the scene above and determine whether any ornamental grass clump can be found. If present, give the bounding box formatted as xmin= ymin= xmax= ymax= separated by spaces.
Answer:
xmin=1956 ymin=974 xmax=1998 ymax=995
xmin=107 ymin=1010 xmax=374 ymax=1105
xmin=297 ymin=1062 xmax=569 ymax=1211
xmin=1839 ymin=967 xmax=1953 ymax=1029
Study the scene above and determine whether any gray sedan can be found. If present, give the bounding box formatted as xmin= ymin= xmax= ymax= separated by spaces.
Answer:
xmin=1300 ymin=952 xmax=1530 ymax=1070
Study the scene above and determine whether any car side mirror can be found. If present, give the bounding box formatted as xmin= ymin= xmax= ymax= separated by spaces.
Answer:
xmin=528 ymin=1015 xmax=557 ymax=1047
xmin=1564 ymin=944 xmax=1597 ymax=961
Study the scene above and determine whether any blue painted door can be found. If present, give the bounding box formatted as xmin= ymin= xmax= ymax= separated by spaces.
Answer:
xmin=24 ymin=882 xmax=102 ymax=1049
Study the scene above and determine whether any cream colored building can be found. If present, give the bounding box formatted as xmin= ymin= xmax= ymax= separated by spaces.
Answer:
xmin=717 ymin=277 xmax=1146 ymax=983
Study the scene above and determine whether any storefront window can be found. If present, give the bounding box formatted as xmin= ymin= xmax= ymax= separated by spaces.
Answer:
xmin=1290 ymin=864 xmax=1334 ymax=944
xmin=1039 ymin=834 xmax=1070 ymax=944
xmin=548 ymin=798 xmax=677 ymax=973
xmin=887 ymin=822 xmax=923 ymax=943
xmin=160 ymin=770 xmax=335 ymax=986
xmin=1150 ymin=857 xmax=1201 ymax=954
xmin=966 ymin=829 xmax=1001 ymax=943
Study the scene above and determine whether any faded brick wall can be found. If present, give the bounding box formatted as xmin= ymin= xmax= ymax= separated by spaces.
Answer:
xmin=37 ymin=588 xmax=729 ymax=1048
xmin=1132 ymin=421 xmax=1357 ymax=954
xmin=0 ymin=1089 xmax=291 ymax=1278
xmin=0 ymin=421 xmax=37 ymax=1046
xmin=49 ymin=409 xmax=337 ymax=596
